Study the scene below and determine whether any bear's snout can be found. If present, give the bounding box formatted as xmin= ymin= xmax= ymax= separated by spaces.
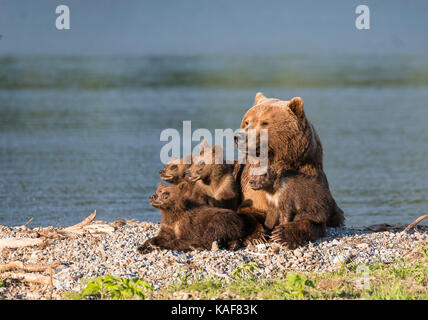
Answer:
xmin=149 ymin=193 xmax=158 ymax=201
xmin=159 ymin=169 xmax=165 ymax=175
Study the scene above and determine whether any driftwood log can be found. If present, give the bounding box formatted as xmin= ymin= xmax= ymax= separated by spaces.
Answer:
xmin=403 ymin=214 xmax=428 ymax=232
xmin=0 ymin=210 xmax=113 ymax=288
xmin=14 ymin=210 xmax=114 ymax=240
xmin=0 ymin=261 xmax=60 ymax=273
xmin=0 ymin=238 xmax=44 ymax=250
xmin=5 ymin=273 xmax=57 ymax=286
xmin=364 ymin=214 xmax=428 ymax=233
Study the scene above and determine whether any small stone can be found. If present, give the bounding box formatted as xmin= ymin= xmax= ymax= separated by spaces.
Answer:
xmin=211 ymin=241 xmax=219 ymax=252
xmin=113 ymin=220 xmax=126 ymax=227
xmin=357 ymin=243 xmax=370 ymax=250
xmin=294 ymin=250 xmax=303 ymax=258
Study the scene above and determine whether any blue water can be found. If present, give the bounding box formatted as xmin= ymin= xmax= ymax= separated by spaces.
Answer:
xmin=0 ymin=1 xmax=428 ymax=227
xmin=1 ymin=55 xmax=428 ymax=227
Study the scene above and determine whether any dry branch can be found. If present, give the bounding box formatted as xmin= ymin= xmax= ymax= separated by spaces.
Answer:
xmin=6 ymin=272 xmax=56 ymax=286
xmin=18 ymin=228 xmax=63 ymax=239
xmin=403 ymin=214 xmax=428 ymax=232
xmin=0 ymin=238 xmax=44 ymax=250
xmin=62 ymin=223 xmax=115 ymax=235
xmin=16 ymin=210 xmax=102 ymax=239
xmin=4 ymin=210 xmax=112 ymax=251
xmin=63 ymin=210 xmax=97 ymax=231
xmin=0 ymin=261 xmax=60 ymax=273
xmin=23 ymin=217 xmax=34 ymax=228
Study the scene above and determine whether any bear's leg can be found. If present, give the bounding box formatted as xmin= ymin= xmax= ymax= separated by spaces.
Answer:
xmin=202 ymin=214 xmax=246 ymax=250
xmin=271 ymin=220 xmax=326 ymax=250
xmin=137 ymin=230 xmax=175 ymax=254
xmin=138 ymin=237 xmax=208 ymax=253
xmin=137 ymin=236 xmax=166 ymax=254
xmin=327 ymin=202 xmax=345 ymax=227
xmin=236 ymin=210 xmax=269 ymax=246
xmin=157 ymin=239 xmax=210 ymax=252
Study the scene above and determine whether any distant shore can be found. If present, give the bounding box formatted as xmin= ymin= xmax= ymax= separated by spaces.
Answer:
xmin=0 ymin=218 xmax=427 ymax=300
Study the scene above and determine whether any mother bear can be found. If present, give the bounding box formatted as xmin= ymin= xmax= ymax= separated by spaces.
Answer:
xmin=234 ymin=93 xmax=345 ymax=248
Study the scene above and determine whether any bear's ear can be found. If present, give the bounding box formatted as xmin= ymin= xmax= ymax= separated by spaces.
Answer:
xmin=157 ymin=183 xmax=165 ymax=190
xmin=254 ymin=92 xmax=267 ymax=105
xmin=178 ymin=181 xmax=189 ymax=192
xmin=199 ymin=139 xmax=211 ymax=156
xmin=288 ymin=97 xmax=305 ymax=120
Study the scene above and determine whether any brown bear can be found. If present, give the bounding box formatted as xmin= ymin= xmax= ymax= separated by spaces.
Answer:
xmin=235 ymin=93 xmax=344 ymax=248
xmin=137 ymin=182 xmax=261 ymax=253
xmin=185 ymin=143 xmax=239 ymax=210
xmin=159 ymin=154 xmax=193 ymax=185
xmin=249 ymin=164 xmax=339 ymax=248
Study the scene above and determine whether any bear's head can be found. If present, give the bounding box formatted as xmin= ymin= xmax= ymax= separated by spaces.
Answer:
xmin=249 ymin=166 xmax=277 ymax=192
xmin=185 ymin=143 xmax=224 ymax=182
xmin=149 ymin=183 xmax=183 ymax=209
xmin=239 ymin=92 xmax=323 ymax=171
xmin=150 ymin=182 xmax=193 ymax=212
xmin=159 ymin=154 xmax=192 ymax=184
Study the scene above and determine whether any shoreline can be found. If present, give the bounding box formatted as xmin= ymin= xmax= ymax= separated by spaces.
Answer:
xmin=0 ymin=218 xmax=427 ymax=300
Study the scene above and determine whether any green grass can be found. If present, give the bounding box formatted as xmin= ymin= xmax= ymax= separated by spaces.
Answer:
xmin=64 ymin=247 xmax=428 ymax=300
xmin=63 ymin=275 xmax=153 ymax=300
xmin=156 ymin=260 xmax=428 ymax=300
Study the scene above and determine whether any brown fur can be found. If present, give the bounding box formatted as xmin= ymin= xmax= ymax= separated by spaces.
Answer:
xmin=159 ymin=154 xmax=192 ymax=185
xmin=137 ymin=183 xmax=258 ymax=253
xmin=185 ymin=144 xmax=240 ymax=210
xmin=271 ymin=220 xmax=326 ymax=250
xmin=249 ymin=165 xmax=339 ymax=248
xmin=236 ymin=93 xmax=344 ymax=247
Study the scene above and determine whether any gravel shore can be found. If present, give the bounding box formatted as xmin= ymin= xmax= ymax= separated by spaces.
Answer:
xmin=0 ymin=219 xmax=427 ymax=300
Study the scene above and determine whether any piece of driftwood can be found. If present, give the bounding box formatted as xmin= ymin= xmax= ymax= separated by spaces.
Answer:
xmin=23 ymin=217 xmax=34 ymax=228
xmin=37 ymin=230 xmax=62 ymax=239
xmin=57 ymin=210 xmax=115 ymax=236
xmin=363 ymin=224 xmax=405 ymax=232
xmin=6 ymin=272 xmax=57 ymax=286
xmin=61 ymin=223 xmax=115 ymax=236
xmin=0 ymin=238 xmax=44 ymax=250
xmin=18 ymin=228 xmax=63 ymax=239
xmin=15 ymin=210 xmax=113 ymax=239
xmin=63 ymin=210 xmax=97 ymax=231
xmin=403 ymin=214 xmax=428 ymax=232
xmin=0 ymin=261 xmax=60 ymax=273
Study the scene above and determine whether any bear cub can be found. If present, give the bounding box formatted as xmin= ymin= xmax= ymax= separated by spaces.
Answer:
xmin=249 ymin=165 xmax=337 ymax=249
xmin=137 ymin=182 xmax=250 ymax=253
xmin=185 ymin=143 xmax=239 ymax=210
xmin=159 ymin=154 xmax=192 ymax=185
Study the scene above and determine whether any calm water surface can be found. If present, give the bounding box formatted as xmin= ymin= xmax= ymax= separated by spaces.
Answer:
xmin=1 ymin=55 xmax=427 ymax=227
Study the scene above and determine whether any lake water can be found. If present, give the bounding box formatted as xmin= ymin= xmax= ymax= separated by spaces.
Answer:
xmin=1 ymin=54 xmax=428 ymax=227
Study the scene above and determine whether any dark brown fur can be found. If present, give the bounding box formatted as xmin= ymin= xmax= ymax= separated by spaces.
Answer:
xmin=159 ymin=154 xmax=192 ymax=185
xmin=185 ymin=144 xmax=240 ymax=210
xmin=137 ymin=183 xmax=257 ymax=253
xmin=249 ymin=166 xmax=339 ymax=248
xmin=236 ymin=93 xmax=344 ymax=248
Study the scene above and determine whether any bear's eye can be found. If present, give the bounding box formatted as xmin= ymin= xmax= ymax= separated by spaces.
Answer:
xmin=261 ymin=121 xmax=269 ymax=126
xmin=162 ymin=191 xmax=169 ymax=197
xmin=170 ymin=165 xmax=178 ymax=170
xmin=244 ymin=120 xmax=249 ymax=126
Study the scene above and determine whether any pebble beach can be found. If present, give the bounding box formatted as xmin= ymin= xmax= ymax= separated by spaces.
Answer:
xmin=0 ymin=219 xmax=427 ymax=300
